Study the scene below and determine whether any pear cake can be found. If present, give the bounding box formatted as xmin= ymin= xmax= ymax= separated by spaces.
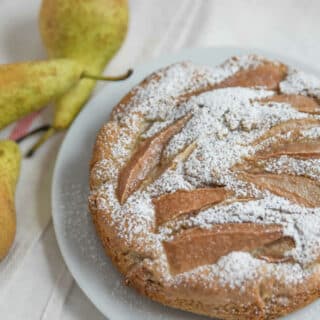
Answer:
xmin=88 ymin=55 xmax=320 ymax=320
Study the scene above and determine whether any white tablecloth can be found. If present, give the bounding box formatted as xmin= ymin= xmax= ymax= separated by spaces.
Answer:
xmin=1 ymin=1 xmax=320 ymax=319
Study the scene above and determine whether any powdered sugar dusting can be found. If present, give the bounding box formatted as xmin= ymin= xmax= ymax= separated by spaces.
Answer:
xmin=146 ymin=164 xmax=193 ymax=197
xmin=174 ymin=252 xmax=314 ymax=290
xmin=263 ymin=156 xmax=320 ymax=180
xmin=280 ymin=67 xmax=320 ymax=98
xmin=302 ymin=126 xmax=320 ymax=139
xmin=115 ymin=55 xmax=269 ymax=122
xmin=90 ymin=55 xmax=320 ymax=289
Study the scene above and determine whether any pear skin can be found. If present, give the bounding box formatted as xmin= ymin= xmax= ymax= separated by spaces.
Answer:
xmin=53 ymin=79 xmax=96 ymax=129
xmin=52 ymin=68 xmax=133 ymax=129
xmin=39 ymin=0 xmax=129 ymax=130
xmin=0 ymin=59 xmax=83 ymax=130
xmin=0 ymin=140 xmax=21 ymax=260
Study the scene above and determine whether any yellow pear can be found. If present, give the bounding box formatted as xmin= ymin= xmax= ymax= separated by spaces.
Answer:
xmin=32 ymin=0 xmax=129 ymax=152
xmin=0 ymin=59 xmax=130 ymax=135
xmin=0 ymin=59 xmax=83 ymax=130
xmin=0 ymin=140 xmax=21 ymax=260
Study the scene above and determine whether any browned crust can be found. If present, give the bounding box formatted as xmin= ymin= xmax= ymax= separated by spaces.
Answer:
xmin=88 ymin=59 xmax=320 ymax=319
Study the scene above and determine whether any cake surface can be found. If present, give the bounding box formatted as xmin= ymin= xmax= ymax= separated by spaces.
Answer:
xmin=89 ymin=55 xmax=320 ymax=320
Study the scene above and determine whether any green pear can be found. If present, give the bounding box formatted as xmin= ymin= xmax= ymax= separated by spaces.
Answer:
xmin=0 ymin=59 xmax=83 ymax=130
xmin=0 ymin=140 xmax=21 ymax=260
xmin=38 ymin=0 xmax=129 ymax=129
xmin=0 ymin=59 xmax=130 ymax=132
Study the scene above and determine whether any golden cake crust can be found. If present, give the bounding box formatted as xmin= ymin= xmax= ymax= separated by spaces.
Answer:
xmin=89 ymin=55 xmax=320 ymax=319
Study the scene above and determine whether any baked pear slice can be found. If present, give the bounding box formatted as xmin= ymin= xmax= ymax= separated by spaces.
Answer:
xmin=153 ymin=187 xmax=231 ymax=227
xmin=241 ymin=172 xmax=320 ymax=208
xmin=252 ymin=118 xmax=320 ymax=146
xmin=117 ymin=114 xmax=192 ymax=204
xmin=178 ymin=61 xmax=287 ymax=101
xmin=215 ymin=62 xmax=287 ymax=90
xmin=260 ymin=94 xmax=320 ymax=114
xmin=163 ymin=223 xmax=284 ymax=274
xmin=256 ymin=139 xmax=320 ymax=159
xmin=252 ymin=236 xmax=295 ymax=263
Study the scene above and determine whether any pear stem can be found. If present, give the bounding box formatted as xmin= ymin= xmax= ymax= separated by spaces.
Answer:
xmin=26 ymin=128 xmax=56 ymax=158
xmin=15 ymin=125 xmax=51 ymax=143
xmin=81 ymin=69 xmax=133 ymax=81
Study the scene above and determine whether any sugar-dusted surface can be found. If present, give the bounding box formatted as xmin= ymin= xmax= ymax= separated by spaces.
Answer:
xmin=302 ymin=127 xmax=320 ymax=139
xmin=280 ymin=68 xmax=320 ymax=98
xmin=90 ymin=55 xmax=320 ymax=290
xmin=263 ymin=156 xmax=320 ymax=181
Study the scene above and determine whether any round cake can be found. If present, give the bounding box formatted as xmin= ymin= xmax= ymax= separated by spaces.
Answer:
xmin=88 ymin=55 xmax=320 ymax=320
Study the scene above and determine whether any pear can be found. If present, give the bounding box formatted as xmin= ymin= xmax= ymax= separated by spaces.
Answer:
xmin=0 ymin=140 xmax=21 ymax=260
xmin=0 ymin=59 xmax=131 ymax=133
xmin=31 ymin=0 xmax=129 ymax=153
xmin=0 ymin=59 xmax=83 ymax=130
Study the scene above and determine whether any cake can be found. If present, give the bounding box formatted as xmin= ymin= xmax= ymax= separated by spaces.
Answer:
xmin=89 ymin=55 xmax=320 ymax=319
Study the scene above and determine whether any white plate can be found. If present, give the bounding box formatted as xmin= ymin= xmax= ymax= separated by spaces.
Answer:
xmin=52 ymin=47 xmax=320 ymax=320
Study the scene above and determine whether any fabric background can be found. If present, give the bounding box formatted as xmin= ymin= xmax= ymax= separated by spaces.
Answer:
xmin=0 ymin=1 xmax=320 ymax=319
